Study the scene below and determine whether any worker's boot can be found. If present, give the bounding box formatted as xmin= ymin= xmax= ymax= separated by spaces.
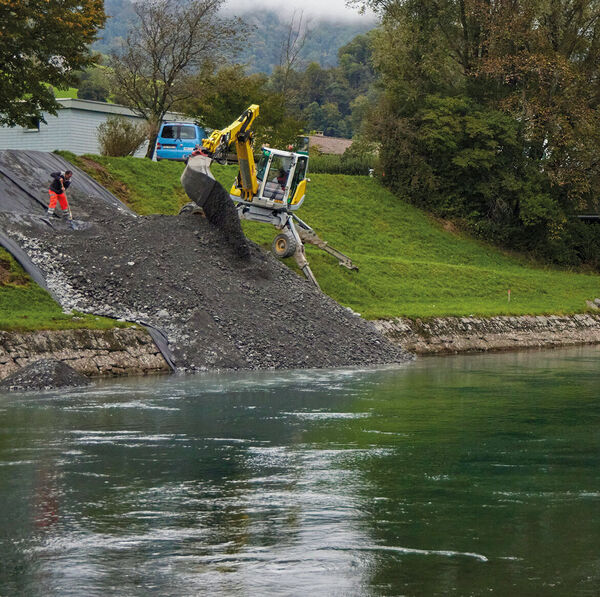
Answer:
xmin=46 ymin=208 xmax=54 ymax=217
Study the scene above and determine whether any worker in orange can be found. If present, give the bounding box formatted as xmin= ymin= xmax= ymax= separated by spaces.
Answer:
xmin=47 ymin=170 xmax=73 ymax=222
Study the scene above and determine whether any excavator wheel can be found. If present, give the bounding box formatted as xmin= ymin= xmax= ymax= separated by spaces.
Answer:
xmin=178 ymin=202 xmax=204 ymax=216
xmin=272 ymin=233 xmax=297 ymax=259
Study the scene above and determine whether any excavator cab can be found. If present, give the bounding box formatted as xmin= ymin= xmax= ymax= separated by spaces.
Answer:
xmin=234 ymin=147 xmax=308 ymax=211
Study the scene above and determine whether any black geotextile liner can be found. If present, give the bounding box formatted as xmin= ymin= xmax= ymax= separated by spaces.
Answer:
xmin=0 ymin=150 xmax=175 ymax=370
xmin=0 ymin=150 xmax=133 ymax=215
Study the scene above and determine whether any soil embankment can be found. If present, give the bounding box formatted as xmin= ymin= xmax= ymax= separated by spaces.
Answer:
xmin=0 ymin=150 xmax=411 ymax=372
xmin=376 ymin=314 xmax=600 ymax=354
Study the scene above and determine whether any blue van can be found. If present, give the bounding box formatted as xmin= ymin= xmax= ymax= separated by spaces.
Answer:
xmin=155 ymin=122 xmax=206 ymax=161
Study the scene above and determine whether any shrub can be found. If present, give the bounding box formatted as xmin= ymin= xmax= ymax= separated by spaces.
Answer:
xmin=308 ymin=148 xmax=375 ymax=175
xmin=97 ymin=116 xmax=147 ymax=157
xmin=77 ymin=80 xmax=109 ymax=102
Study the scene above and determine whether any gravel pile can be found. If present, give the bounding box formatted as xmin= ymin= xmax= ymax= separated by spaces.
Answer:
xmin=0 ymin=359 xmax=91 ymax=392
xmin=0 ymin=178 xmax=412 ymax=372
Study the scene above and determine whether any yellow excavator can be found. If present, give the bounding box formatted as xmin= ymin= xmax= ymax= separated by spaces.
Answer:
xmin=180 ymin=104 xmax=357 ymax=289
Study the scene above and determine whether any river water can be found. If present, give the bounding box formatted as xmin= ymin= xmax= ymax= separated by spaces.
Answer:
xmin=0 ymin=346 xmax=599 ymax=596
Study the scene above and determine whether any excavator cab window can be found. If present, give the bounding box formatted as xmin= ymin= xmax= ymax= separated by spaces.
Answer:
xmin=289 ymin=156 xmax=308 ymax=202
xmin=263 ymin=155 xmax=293 ymax=201
xmin=256 ymin=152 xmax=270 ymax=183
xmin=296 ymin=136 xmax=310 ymax=155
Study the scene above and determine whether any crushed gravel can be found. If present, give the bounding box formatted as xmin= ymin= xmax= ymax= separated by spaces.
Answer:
xmin=0 ymin=358 xmax=91 ymax=392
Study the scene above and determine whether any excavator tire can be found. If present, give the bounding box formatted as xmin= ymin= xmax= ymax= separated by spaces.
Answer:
xmin=272 ymin=233 xmax=297 ymax=259
xmin=178 ymin=202 xmax=204 ymax=215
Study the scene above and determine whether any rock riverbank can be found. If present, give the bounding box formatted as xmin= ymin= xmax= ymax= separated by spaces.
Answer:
xmin=0 ymin=328 xmax=169 ymax=380
xmin=375 ymin=313 xmax=600 ymax=355
xmin=1 ymin=313 xmax=599 ymax=383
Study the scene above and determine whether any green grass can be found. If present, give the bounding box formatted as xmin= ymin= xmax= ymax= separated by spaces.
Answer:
xmin=0 ymin=250 xmax=128 ymax=332
xmin=57 ymin=155 xmax=600 ymax=320
xmin=54 ymin=87 xmax=79 ymax=99
xmin=58 ymin=152 xmax=190 ymax=215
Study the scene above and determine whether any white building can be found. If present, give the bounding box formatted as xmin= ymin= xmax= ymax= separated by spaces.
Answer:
xmin=0 ymin=98 xmax=192 ymax=157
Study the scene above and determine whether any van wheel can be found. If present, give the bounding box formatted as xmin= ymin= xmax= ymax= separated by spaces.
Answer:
xmin=272 ymin=233 xmax=297 ymax=258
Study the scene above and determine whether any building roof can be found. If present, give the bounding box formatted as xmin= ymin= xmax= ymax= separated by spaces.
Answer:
xmin=308 ymin=134 xmax=353 ymax=155
xmin=54 ymin=98 xmax=193 ymax=122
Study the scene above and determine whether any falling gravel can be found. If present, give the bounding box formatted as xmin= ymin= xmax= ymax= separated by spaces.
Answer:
xmin=0 ymin=152 xmax=412 ymax=372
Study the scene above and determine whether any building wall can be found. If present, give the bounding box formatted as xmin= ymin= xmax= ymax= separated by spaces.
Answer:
xmin=0 ymin=109 xmax=148 ymax=156
xmin=0 ymin=99 xmax=191 ymax=157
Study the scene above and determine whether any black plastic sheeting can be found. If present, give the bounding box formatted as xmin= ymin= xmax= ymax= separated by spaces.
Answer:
xmin=0 ymin=150 xmax=175 ymax=371
xmin=0 ymin=150 xmax=133 ymax=215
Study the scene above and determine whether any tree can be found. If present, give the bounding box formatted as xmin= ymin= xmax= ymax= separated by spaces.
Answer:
xmin=97 ymin=116 xmax=147 ymax=156
xmin=360 ymin=0 xmax=600 ymax=265
xmin=180 ymin=64 xmax=305 ymax=149
xmin=109 ymin=0 xmax=242 ymax=158
xmin=0 ymin=0 xmax=105 ymax=127
xmin=77 ymin=64 xmax=111 ymax=102
xmin=274 ymin=10 xmax=311 ymax=97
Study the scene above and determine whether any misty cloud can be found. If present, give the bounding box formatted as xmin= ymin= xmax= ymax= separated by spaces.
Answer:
xmin=222 ymin=0 xmax=376 ymax=22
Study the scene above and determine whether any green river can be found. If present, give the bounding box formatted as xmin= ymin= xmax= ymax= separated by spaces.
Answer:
xmin=0 ymin=346 xmax=599 ymax=596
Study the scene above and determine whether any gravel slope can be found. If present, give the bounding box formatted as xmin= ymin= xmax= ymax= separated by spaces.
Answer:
xmin=0 ymin=157 xmax=412 ymax=372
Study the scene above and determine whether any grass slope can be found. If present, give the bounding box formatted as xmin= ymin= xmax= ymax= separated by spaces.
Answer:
xmin=63 ymin=154 xmax=600 ymax=319
xmin=0 ymin=250 xmax=126 ymax=332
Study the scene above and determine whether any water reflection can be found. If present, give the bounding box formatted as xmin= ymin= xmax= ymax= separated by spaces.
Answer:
xmin=0 ymin=347 xmax=599 ymax=595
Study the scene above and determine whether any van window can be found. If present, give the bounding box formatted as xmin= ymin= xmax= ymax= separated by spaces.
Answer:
xmin=180 ymin=125 xmax=197 ymax=139
xmin=161 ymin=125 xmax=177 ymax=139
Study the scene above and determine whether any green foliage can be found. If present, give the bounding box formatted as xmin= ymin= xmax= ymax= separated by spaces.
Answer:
xmin=78 ymin=80 xmax=109 ymax=102
xmin=366 ymin=0 xmax=600 ymax=268
xmin=97 ymin=117 xmax=147 ymax=157
xmin=180 ymin=64 xmax=304 ymax=149
xmin=0 ymin=0 xmax=106 ymax=127
xmin=60 ymin=156 xmax=600 ymax=319
xmin=77 ymin=65 xmax=111 ymax=102
xmin=308 ymin=148 xmax=375 ymax=176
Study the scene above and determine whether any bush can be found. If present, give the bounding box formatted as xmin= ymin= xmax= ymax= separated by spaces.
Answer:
xmin=97 ymin=116 xmax=147 ymax=157
xmin=77 ymin=80 xmax=109 ymax=102
xmin=308 ymin=149 xmax=375 ymax=175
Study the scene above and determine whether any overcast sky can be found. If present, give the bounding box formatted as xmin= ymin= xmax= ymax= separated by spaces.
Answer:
xmin=224 ymin=0 xmax=376 ymax=22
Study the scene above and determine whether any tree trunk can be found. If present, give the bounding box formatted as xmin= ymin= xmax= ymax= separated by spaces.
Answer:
xmin=145 ymin=129 xmax=158 ymax=159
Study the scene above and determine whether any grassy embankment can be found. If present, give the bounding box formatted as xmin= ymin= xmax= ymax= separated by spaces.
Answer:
xmin=59 ymin=153 xmax=600 ymax=320
xmin=0 ymin=249 xmax=127 ymax=332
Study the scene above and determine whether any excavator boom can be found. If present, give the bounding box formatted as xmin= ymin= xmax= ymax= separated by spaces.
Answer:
xmin=202 ymin=104 xmax=259 ymax=199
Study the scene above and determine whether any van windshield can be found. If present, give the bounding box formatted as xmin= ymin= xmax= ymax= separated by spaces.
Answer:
xmin=180 ymin=126 xmax=196 ymax=139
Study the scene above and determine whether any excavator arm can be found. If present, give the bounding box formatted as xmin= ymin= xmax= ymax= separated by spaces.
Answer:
xmin=202 ymin=104 xmax=260 ymax=200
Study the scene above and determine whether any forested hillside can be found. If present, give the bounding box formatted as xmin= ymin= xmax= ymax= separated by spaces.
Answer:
xmin=95 ymin=0 xmax=374 ymax=73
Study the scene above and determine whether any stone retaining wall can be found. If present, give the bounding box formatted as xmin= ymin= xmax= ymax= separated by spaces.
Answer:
xmin=374 ymin=314 xmax=600 ymax=355
xmin=0 ymin=327 xmax=169 ymax=380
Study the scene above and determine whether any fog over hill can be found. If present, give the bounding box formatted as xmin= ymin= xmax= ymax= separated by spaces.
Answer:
xmin=223 ymin=0 xmax=375 ymax=22
xmin=95 ymin=0 xmax=376 ymax=73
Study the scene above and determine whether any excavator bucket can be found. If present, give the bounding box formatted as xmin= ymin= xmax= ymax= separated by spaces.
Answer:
xmin=181 ymin=155 xmax=250 ymax=259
